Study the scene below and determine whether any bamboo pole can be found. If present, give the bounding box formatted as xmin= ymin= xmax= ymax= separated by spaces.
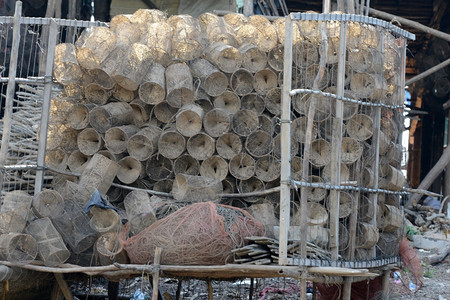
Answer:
xmin=152 ymin=247 xmax=162 ymax=300
xmin=342 ymin=278 xmax=352 ymax=300
xmin=279 ymin=13 xmax=293 ymax=266
xmin=35 ymin=19 xmax=58 ymax=195
xmin=381 ymin=269 xmax=390 ymax=299
xmin=54 ymin=273 xmax=74 ymax=300
xmin=405 ymin=58 xmax=450 ymax=86
xmin=0 ymin=1 xmax=21 ymax=167
xmin=244 ymin=0 xmax=253 ymax=16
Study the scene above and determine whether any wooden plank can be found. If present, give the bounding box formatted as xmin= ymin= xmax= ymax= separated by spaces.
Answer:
xmin=54 ymin=273 xmax=74 ymax=300
xmin=405 ymin=58 xmax=450 ymax=86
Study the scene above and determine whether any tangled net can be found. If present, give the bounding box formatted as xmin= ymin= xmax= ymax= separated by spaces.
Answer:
xmin=119 ymin=202 xmax=264 ymax=265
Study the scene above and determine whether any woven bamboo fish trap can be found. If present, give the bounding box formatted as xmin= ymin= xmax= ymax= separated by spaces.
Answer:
xmin=140 ymin=21 xmax=173 ymax=66
xmin=200 ymin=155 xmax=228 ymax=181
xmin=381 ymin=116 xmax=399 ymax=141
xmin=157 ymin=128 xmax=186 ymax=160
xmin=229 ymin=153 xmax=255 ymax=180
xmin=310 ymin=139 xmax=331 ymax=168
xmin=114 ymin=43 xmax=152 ymax=91
xmin=198 ymin=13 xmax=237 ymax=47
xmin=241 ymin=93 xmax=265 ymax=115
xmin=356 ymin=222 xmax=379 ymax=249
xmin=168 ymin=15 xmax=203 ymax=61
xmin=237 ymin=177 xmax=265 ymax=203
xmin=113 ymin=85 xmax=137 ymax=103
xmin=154 ymin=101 xmax=178 ymax=123
xmin=272 ymin=135 xmax=299 ymax=159
xmin=341 ymin=137 xmax=363 ymax=165
xmin=265 ymin=87 xmax=282 ymax=116
xmin=346 ymin=114 xmax=373 ymax=141
xmin=165 ymin=63 xmax=195 ymax=108
xmin=87 ymin=68 xmax=116 ymax=90
xmin=216 ymin=132 xmax=242 ymax=160
xmin=379 ymin=165 xmax=405 ymax=191
xmin=77 ymin=128 xmax=104 ymax=156
xmin=187 ymin=132 xmax=215 ymax=161
xmin=97 ymin=150 xmax=123 ymax=162
xmin=146 ymin=154 xmax=173 ymax=181
xmin=236 ymin=15 xmax=277 ymax=52
xmin=105 ymin=125 xmax=139 ymax=155
xmin=327 ymin=192 xmax=353 ymax=219
xmin=206 ymin=42 xmax=242 ymax=74
xmin=203 ymin=108 xmax=231 ymax=138
xmin=54 ymin=43 xmax=83 ymax=85
xmin=106 ymin=185 xmax=124 ymax=203
xmin=232 ymin=109 xmax=259 ymax=136
xmin=67 ymin=103 xmax=95 ymax=130
xmin=304 ymin=175 xmax=327 ymax=202
xmin=245 ymin=130 xmax=273 ymax=158
xmin=112 ymin=21 xmax=141 ymax=46
xmin=213 ymin=90 xmax=241 ymax=114
xmin=322 ymin=163 xmax=350 ymax=182
xmin=247 ymin=203 xmax=277 ymax=237
xmin=306 ymin=202 xmax=328 ymax=226
xmin=290 ymin=156 xmax=303 ymax=181
xmin=67 ymin=150 xmax=91 ymax=173
xmin=130 ymin=8 xmax=167 ymax=31
xmin=230 ymin=69 xmax=253 ymax=96
xmin=258 ymin=114 xmax=277 ymax=134
xmin=129 ymin=99 xmax=150 ymax=128
xmin=171 ymin=174 xmax=223 ymax=202
xmin=32 ymin=189 xmax=64 ymax=219
xmin=25 ymin=218 xmax=70 ymax=267
xmin=239 ymin=43 xmax=267 ymax=73
xmin=273 ymin=18 xmax=302 ymax=47
xmin=377 ymin=233 xmax=400 ymax=257
xmin=175 ymin=103 xmax=204 ymax=137
xmin=89 ymin=207 xmax=121 ymax=234
xmin=173 ymin=154 xmax=200 ymax=176
xmin=255 ymin=155 xmax=281 ymax=182
xmin=117 ymin=156 xmax=143 ymax=184
xmin=89 ymin=102 xmax=134 ymax=134
xmin=0 ymin=191 xmax=33 ymax=234
xmin=0 ymin=233 xmax=37 ymax=263
xmin=380 ymin=204 xmax=403 ymax=232
xmin=127 ymin=125 xmax=162 ymax=161
xmin=253 ymin=69 xmax=278 ymax=96
xmin=190 ymin=59 xmax=228 ymax=97
xmin=123 ymin=190 xmax=157 ymax=235
xmin=293 ymin=41 xmax=319 ymax=68
xmin=138 ymin=62 xmax=166 ymax=104
xmin=76 ymin=27 xmax=116 ymax=70
xmin=267 ymin=45 xmax=284 ymax=72
xmin=84 ymin=83 xmax=110 ymax=105
xmin=45 ymin=149 xmax=68 ymax=171
xmin=153 ymin=179 xmax=174 ymax=194
xmin=96 ymin=231 xmax=129 ymax=267
xmin=291 ymin=116 xmax=318 ymax=143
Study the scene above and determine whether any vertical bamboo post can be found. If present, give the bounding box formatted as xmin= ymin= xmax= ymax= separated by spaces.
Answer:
xmin=279 ymin=14 xmax=293 ymax=266
xmin=342 ymin=278 xmax=352 ymax=300
xmin=369 ymin=33 xmax=385 ymax=258
xmin=329 ymin=21 xmax=347 ymax=261
xmin=152 ymin=247 xmax=162 ymax=300
xmin=0 ymin=1 xmax=21 ymax=167
xmin=323 ymin=0 xmax=331 ymax=13
xmin=207 ymin=280 xmax=213 ymax=300
xmin=35 ymin=20 xmax=58 ymax=195
xmin=381 ymin=269 xmax=390 ymax=299
xmin=249 ymin=278 xmax=254 ymax=300
xmin=244 ymin=0 xmax=253 ymax=16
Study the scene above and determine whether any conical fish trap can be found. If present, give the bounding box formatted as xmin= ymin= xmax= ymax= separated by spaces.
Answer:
xmin=157 ymin=128 xmax=186 ymax=159
xmin=89 ymin=102 xmax=134 ymax=134
xmin=168 ymin=15 xmax=203 ymax=61
xmin=187 ymin=133 xmax=215 ymax=161
xmin=124 ymin=190 xmax=157 ymax=235
xmin=327 ymin=192 xmax=353 ymax=219
xmin=255 ymin=155 xmax=281 ymax=182
xmin=165 ymin=63 xmax=195 ymax=108
xmin=138 ymin=62 xmax=166 ymax=104
xmin=114 ymin=43 xmax=152 ymax=91
xmin=293 ymin=41 xmax=319 ymax=68
xmin=0 ymin=233 xmax=37 ymax=263
xmin=117 ymin=156 xmax=143 ymax=184
xmin=239 ymin=43 xmax=267 ymax=73
xmin=306 ymin=202 xmax=328 ymax=226
xmin=253 ymin=69 xmax=278 ymax=96
xmin=206 ymin=42 xmax=242 ymax=74
xmin=89 ymin=207 xmax=121 ymax=233
xmin=154 ymin=101 xmax=178 ymax=123
xmin=67 ymin=103 xmax=95 ymax=130
xmin=45 ymin=149 xmax=68 ymax=171
xmin=203 ymin=108 xmax=231 ymax=138
xmin=346 ymin=114 xmax=373 ymax=141
xmin=173 ymin=154 xmax=200 ymax=175
xmin=237 ymin=177 xmax=265 ymax=203
xmin=198 ymin=13 xmax=237 ymax=47
xmin=200 ymin=155 xmax=228 ymax=181
xmin=54 ymin=43 xmax=83 ymax=85
xmin=356 ymin=222 xmax=379 ymax=249
xmin=0 ymin=191 xmax=33 ymax=234
xmin=272 ymin=135 xmax=299 ymax=159
xmin=267 ymin=45 xmax=284 ymax=72
xmin=113 ymin=85 xmax=137 ymax=103
xmin=291 ymin=116 xmax=318 ymax=143
xmin=175 ymin=103 xmax=204 ymax=138
xmin=232 ymin=109 xmax=259 ymax=136
xmin=96 ymin=232 xmax=129 ymax=266
xmin=213 ymin=91 xmax=241 ymax=114
xmin=172 ymin=174 xmax=222 ymax=203
xmin=146 ymin=154 xmax=173 ymax=181
xmin=236 ymin=15 xmax=277 ymax=52
xmin=341 ymin=137 xmax=363 ymax=165
xmin=87 ymin=68 xmax=116 ymax=90
xmin=241 ymin=93 xmax=265 ymax=115
xmin=229 ymin=153 xmax=255 ymax=180
xmin=127 ymin=125 xmax=161 ymax=161
xmin=105 ymin=125 xmax=139 ymax=155
xmin=245 ymin=130 xmax=272 ymax=158
xmin=130 ymin=8 xmax=167 ymax=31
xmin=77 ymin=127 xmax=104 ymax=156
xmin=76 ymin=27 xmax=116 ymax=70
xmin=310 ymin=139 xmax=331 ymax=168
xmin=26 ymin=218 xmax=70 ymax=266
xmin=216 ymin=132 xmax=242 ymax=160
xmin=32 ymin=189 xmax=64 ymax=219
xmin=273 ymin=18 xmax=302 ymax=47
xmin=305 ymin=175 xmax=327 ymax=202
xmin=113 ymin=21 xmax=141 ymax=46
xmin=140 ymin=22 xmax=172 ymax=66
xmin=84 ymin=83 xmax=110 ymax=105
xmin=230 ymin=68 xmax=253 ymax=96
xmin=265 ymin=87 xmax=282 ymax=116
xmin=190 ymin=59 xmax=228 ymax=97
xmin=322 ymin=163 xmax=350 ymax=182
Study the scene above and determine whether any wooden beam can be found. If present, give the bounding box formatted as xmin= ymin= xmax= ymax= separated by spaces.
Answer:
xmin=406 ymin=144 xmax=450 ymax=208
xmin=54 ymin=273 xmax=74 ymax=300
xmin=368 ymin=7 xmax=450 ymax=42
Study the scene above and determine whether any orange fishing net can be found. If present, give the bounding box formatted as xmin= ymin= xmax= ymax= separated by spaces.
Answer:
xmin=119 ymin=201 xmax=264 ymax=265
